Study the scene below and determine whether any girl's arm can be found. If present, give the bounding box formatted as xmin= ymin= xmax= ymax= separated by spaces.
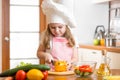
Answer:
xmin=67 ymin=47 xmax=78 ymax=70
xmin=71 ymin=47 xmax=79 ymax=63
xmin=37 ymin=44 xmax=53 ymax=63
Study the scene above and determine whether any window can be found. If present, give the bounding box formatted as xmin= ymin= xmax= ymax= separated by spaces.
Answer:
xmin=10 ymin=0 xmax=40 ymax=68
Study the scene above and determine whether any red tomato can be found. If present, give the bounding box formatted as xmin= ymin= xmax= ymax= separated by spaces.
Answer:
xmin=79 ymin=65 xmax=92 ymax=72
xmin=15 ymin=70 xmax=26 ymax=80
xmin=79 ymin=67 xmax=85 ymax=72
xmin=42 ymin=70 xmax=48 ymax=80
xmin=84 ymin=67 xmax=92 ymax=72
xmin=79 ymin=65 xmax=90 ymax=68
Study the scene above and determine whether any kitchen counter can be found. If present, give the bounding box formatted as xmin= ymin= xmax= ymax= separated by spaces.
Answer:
xmin=79 ymin=44 xmax=120 ymax=53
xmin=0 ymin=69 xmax=120 ymax=80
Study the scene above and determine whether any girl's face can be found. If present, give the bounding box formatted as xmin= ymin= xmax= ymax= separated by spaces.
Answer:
xmin=49 ymin=23 xmax=66 ymax=37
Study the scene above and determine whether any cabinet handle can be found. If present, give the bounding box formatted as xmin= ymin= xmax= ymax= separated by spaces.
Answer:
xmin=4 ymin=36 xmax=9 ymax=41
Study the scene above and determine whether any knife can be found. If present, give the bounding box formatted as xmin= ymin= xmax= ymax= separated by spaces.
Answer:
xmin=51 ymin=60 xmax=55 ymax=65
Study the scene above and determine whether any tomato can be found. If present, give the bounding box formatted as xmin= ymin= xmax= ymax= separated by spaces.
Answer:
xmin=79 ymin=67 xmax=85 ymax=72
xmin=84 ymin=67 xmax=92 ymax=72
xmin=79 ymin=65 xmax=92 ymax=72
xmin=15 ymin=70 xmax=26 ymax=80
xmin=79 ymin=65 xmax=90 ymax=68
xmin=42 ymin=70 xmax=48 ymax=80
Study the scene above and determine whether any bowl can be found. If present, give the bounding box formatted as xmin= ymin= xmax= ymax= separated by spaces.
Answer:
xmin=73 ymin=61 xmax=97 ymax=77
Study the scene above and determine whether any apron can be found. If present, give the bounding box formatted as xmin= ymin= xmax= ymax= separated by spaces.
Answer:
xmin=51 ymin=37 xmax=73 ymax=62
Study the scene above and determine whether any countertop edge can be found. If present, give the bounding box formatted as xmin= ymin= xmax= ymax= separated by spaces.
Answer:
xmin=79 ymin=44 xmax=120 ymax=53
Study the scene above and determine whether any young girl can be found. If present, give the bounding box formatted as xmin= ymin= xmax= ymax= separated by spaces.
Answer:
xmin=37 ymin=23 xmax=78 ymax=65
xmin=37 ymin=0 xmax=78 ymax=70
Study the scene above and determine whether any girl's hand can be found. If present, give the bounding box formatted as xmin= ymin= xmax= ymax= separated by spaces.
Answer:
xmin=67 ymin=62 xmax=71 ymax=71
xmin=44 ymin=53 xmax=53 ymax=63
xmin=67 ymin=61 xmax=74 ymax=71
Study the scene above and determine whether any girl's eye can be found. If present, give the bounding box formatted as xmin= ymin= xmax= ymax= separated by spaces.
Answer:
xmin=50 ymin=26 xmax=63 ymax=29
xmin=51 ymin=26 xmax=56 ymax=29
xmin=58 ymin=26 xmax=63 ymax=29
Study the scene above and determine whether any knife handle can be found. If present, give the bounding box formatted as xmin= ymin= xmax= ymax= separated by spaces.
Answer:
xmin=51 ymin=60 xmax=55 ymax=65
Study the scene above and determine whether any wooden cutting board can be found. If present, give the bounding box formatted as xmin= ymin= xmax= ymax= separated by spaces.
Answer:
xmin=48 ymin=71 xmax=74 ymax=75
xmin=0 ymin=77 xmax=13 ymax=80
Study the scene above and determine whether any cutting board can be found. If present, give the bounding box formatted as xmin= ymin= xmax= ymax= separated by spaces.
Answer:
xmin=0 ymin=77 xmax=13 ymax=80
xmin=48 ymin=71 xmax=74 ymax=75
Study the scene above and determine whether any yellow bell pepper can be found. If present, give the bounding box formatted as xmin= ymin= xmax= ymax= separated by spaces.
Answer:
xmin=54 ymin=61 xmax=67 ymax=72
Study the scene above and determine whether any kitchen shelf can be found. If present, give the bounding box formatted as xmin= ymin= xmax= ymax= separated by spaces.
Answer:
xmin=79 ymin=44 xmax=120 ymax=53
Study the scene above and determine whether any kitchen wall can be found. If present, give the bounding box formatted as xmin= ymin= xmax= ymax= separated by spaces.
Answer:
xmin=0 ymin=0 xmax=2 ymax=73
xmin=74 ymin=0 xmax=109 ymax=44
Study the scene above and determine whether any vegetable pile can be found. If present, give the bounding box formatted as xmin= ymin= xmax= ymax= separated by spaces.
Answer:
xmin=74 ymin=65 xmax=93 ymax=77
xmin=0 ymin=63 xmax=50 ymax=80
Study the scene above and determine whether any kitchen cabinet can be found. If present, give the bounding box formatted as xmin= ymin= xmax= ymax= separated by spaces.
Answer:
xmin=79 ymin=45 xmax=120 ymax=69
xmin=107 ymin=52 xmax=120 ymax=69
xmin=92 ymin=0 xmax=120 ymax=4
xmin=78 ymin=48 xmax=102 ymax=69
xmin=92 ymin=0 xmax=111 ymax=4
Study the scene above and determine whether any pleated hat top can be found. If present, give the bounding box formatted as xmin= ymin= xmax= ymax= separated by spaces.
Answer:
xmin=41 ymin=0 xmax=77 ymax=28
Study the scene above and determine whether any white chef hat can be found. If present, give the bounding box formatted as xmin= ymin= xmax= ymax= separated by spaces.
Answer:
xmin=41 ymin=0 xmax=77 ymax=28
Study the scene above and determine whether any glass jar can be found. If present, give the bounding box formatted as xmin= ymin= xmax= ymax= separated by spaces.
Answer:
xmin=97 ymin=50 xmax=111 ymax=76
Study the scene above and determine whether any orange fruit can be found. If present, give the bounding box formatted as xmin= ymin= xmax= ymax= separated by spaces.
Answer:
xmin=100 ymin=39 xmax=105 ymax=46
xmin=27 ymin=69 xmax=44 ymax=80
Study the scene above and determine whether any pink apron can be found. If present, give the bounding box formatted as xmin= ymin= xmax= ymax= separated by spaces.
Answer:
xmin=51 ymin=37 xmax=73 ymax=62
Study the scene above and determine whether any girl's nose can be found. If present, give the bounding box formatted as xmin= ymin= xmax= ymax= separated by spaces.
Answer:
xmin=55 ymin=28 xmax=59 ymax=32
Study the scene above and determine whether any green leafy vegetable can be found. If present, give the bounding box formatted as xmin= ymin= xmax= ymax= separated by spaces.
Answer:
xmin=16 ymin=62 xmax=32 ymax=68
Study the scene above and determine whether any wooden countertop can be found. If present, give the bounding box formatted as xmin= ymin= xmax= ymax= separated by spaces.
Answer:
xmin=79 ymin=44 xmax=120 ymax=53
xmin=1 ymin=69 xmax=120 ymax=80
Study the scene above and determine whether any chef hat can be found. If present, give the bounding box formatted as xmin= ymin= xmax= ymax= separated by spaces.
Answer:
xmin=41 ymin=0 xmax=77 ymax=28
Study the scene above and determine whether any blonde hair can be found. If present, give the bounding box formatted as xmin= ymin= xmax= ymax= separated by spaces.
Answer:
xmin=40 ymin=25 xmax=76 ymax=49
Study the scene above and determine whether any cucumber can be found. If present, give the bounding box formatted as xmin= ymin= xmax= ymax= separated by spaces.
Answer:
xmin=0 ymin=64 xmax=50 ymax=77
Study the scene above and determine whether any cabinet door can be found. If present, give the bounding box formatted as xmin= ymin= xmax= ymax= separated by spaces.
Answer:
xmin=78 ymin=48 xmax=84 ymax=62
xmin=78 ymin=48 xmax=102 ymax=69
xmin=107 ymin=52 xmax=120 ymax=69
xmin=92 ymin=0 xmax=111 ymax=3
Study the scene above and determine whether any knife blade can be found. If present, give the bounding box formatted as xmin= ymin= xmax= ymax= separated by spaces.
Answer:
xmin=51 ymin=60 xmax=55 ymax=65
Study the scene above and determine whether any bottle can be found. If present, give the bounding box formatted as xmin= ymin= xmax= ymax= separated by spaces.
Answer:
xmin=97 ymin=50 xmax=111 ymax=76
